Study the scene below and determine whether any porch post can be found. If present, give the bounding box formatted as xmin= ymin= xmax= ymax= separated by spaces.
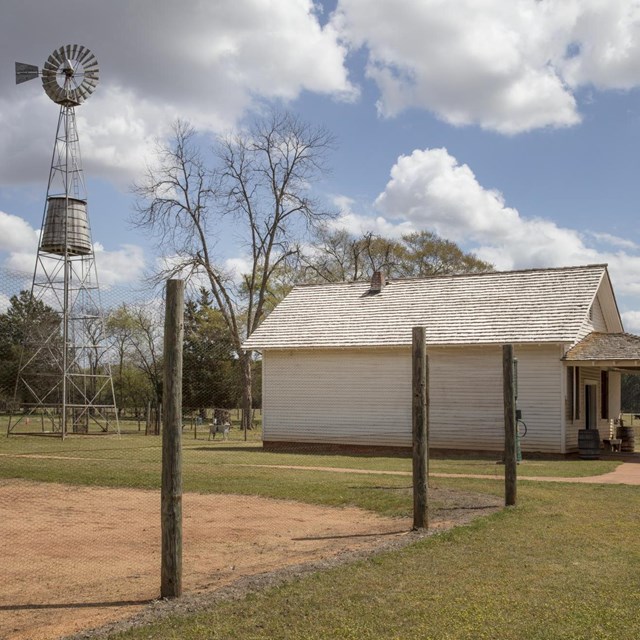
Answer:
xmin=503 ymin=344 xmax=517 ymax=506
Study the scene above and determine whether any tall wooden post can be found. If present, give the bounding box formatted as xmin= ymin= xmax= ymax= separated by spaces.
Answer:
xmin=161 ymin=279 xmax=184 ymax=598
xmin=503 ymin=344 xmax=517 ymax=506
xmin=412 ymin=326 xmax=429 ymax=530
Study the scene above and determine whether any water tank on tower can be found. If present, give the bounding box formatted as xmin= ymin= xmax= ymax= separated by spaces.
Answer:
xmin=40 ymin=196 xmax=92 ymax=256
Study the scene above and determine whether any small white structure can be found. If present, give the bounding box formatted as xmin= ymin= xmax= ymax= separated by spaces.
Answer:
xmin=243 ymin=264 xmax=640 ymax=454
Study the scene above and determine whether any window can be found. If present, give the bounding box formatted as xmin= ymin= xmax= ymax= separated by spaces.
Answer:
xmin=601 ymin=370 xmax=609 ymax=419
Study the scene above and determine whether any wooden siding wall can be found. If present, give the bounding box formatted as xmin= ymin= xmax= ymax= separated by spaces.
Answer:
xmin=428 ymin=346 xmax=503 ymax=451
xmin=511 ymin=345 xmax=564 ymax=453
xmin=577 ymin=293 xmax=609 ymax=341
xmin=263 ymin=344 xmax=565 ymax=453
xmin=263 ymin=348 xmax=412 ymax=447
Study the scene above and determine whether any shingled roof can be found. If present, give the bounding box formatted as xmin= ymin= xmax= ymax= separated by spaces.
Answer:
xmin=563 ymin=332 xmax=640 ymax=363
xmin=243 ymin=264 xmax=615 ymax=350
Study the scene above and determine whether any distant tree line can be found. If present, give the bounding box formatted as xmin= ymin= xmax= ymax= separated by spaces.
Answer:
xmin=0 ymin=288 xmax=261 ymax=421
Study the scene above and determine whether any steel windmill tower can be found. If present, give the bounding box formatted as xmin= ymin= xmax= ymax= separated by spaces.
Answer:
xmin=8 ymin=45 xmax=118 ymax=437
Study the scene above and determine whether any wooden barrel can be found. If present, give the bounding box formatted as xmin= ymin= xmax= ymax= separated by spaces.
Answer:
xmin=617 ymin=426 xmax=635 ymax=453
xmin=578 ymin=429 xmax=600 ymax=460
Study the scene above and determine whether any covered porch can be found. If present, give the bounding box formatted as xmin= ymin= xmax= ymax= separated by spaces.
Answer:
xmin=563 ymin=332 xmax=640 ymax=453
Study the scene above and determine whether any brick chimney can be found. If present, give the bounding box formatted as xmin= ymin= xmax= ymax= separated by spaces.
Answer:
xmin=370 ymin=270 xmax=386 ymax=294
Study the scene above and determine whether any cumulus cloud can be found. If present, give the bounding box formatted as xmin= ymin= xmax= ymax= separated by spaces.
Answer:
xmin=93 ymin=243 xmax=146 ymax=287
xmin=622 ymin=311 xmax=640 ymax=334
xmin=332 ymin=0 xmax=640 ymax=133
xmin=0 ymin=210 xmax=145 ymax=286
xmin=589 ymin=232 xmax=639 ymax=251
xmin=0 ymin=211 xmax=40 ymax=254
xmin=560 ymin=0 xmax=640 ymax=91
xmin=328 ymin=194 xmax=414 ymax=237
xmin=369 ymin=146 xmax=640 ymax=302
xmin=1 ymin=0 xmax=355 ymax=185
xmin=224 ymin=257 xmax=252 ymax=282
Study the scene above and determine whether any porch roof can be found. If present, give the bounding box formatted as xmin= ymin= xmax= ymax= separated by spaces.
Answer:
xmin=563 ymin=332 xmax=640 ymax=368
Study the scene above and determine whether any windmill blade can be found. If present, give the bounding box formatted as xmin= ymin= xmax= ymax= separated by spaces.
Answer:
xmin=83 ymin=59 xmax=99 ymax=73
xmin=68 ymin=89 xmax=83 ymax=105
xmin=36 ymin=44 xmax=100 ymax=106
xmin=83 ymin=77 xmax=99 ymax=90
xmin=77 ymin=47 xmax=93 ymax=66
xmin=50 ymin=47 xmax=65 ymax=66
xmin=15 ymin=62 xmax=39 ymax=84
xmin=43 ymin=59 xmax=59 ymax=72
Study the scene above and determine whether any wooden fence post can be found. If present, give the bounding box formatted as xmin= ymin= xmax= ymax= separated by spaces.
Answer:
xmin=503 ymin=344 xmax=517 ymax=506
xmin=412 ymin=326 xmax=429 ymax=530
xmin=161 ymin=279 xmax=184 ymax=598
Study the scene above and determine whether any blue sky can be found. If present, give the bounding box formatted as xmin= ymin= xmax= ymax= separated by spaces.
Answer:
xmin=3 ymin=0 xmax=640 ymax=329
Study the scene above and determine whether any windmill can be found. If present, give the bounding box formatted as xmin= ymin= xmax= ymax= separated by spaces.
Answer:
xmin=8 ymin=45 xmax=119 ymax=437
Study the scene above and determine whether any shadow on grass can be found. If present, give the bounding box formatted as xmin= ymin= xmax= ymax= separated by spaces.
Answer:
xmin=292 ymin=529 xmax=409 ymax=542
xmin=191 ymin=446 xmax=263 ymax=453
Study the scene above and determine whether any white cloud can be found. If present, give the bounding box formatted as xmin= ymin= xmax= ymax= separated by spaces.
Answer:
xmin=225 ymin=257 xmax=252 ymax=282
xmin=1 ymin=0 xmax=355 ymax=185
xmin=589 ymin=232 xmax=639 ymax=251
xmin=93 ymin=243 xmax=146 ymax=287
xmin=330 ymin=212 xmax=414 ymax=238
xmin=333 ymin=0 xmax=579 ymax=133
xmin=622 ymin=310 xmax=640 ymax=334
xmin=372 ymin=146 xmax=640 ymax=301
xmin=0 ymin=210 xmax=39 ymax=254
xmin=332 ymin=0 xmax=640 ymax=133
xmin=375 ymin=148 xmax=525 ymax=249
xmin=328 ymin=194 xmax=414 ymax=237
xmin=560 ymin=0 xmax=640 ymax=91
xmin=0 ymin=293 xmax=10 ymax=313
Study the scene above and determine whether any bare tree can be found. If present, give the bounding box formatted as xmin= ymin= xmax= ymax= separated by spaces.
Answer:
xmin=132 ymin=112 xmax=335 ymax=431
xmin=301 ymin=228 xmax=407 ymax=283
xmin=106 ymin=302 xmax=163 ymax=415
xmin=301 ymin=228 xmax=492 ymax=283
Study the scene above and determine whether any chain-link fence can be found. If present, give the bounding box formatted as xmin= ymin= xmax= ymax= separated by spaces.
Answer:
xmin=0 ymin=267 xmax=500 ymax=640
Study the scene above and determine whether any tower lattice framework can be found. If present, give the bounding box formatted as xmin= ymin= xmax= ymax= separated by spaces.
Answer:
xmin=9 ymin=45 xmax=118 ymax=437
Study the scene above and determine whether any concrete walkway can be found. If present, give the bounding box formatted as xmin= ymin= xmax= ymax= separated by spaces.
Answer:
xmin=239 ymin=459 xmax=640 ymax=485
xmin=524 ymin=460 xmax=640 ymax=485
xmin=432 ymin=462 xmax=640 ymax=485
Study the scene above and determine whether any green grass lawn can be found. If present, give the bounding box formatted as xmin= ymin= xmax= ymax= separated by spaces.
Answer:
xmin=2 ymin=433 xmax=638 ymax=638
xmin=0 ymin=433 xmax=621 ymax=519
xmin=105 ymin=478 xmax=640 ymax=640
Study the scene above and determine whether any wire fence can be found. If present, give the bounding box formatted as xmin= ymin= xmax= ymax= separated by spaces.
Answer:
xmin=0 ymin=266 xmax=500 ymax=640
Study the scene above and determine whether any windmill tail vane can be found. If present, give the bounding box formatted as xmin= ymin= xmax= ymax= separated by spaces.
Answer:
xmin=15 ymin=62 xmax=39 ymax=84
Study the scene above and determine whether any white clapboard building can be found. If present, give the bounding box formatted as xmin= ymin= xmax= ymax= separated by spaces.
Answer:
xmin=243 ymin=264 xmax=640 ymax=454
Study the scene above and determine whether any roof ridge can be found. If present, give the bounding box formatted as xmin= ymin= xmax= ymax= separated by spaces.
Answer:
xmin=292 ymin=263 xmax=608 ymax=289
